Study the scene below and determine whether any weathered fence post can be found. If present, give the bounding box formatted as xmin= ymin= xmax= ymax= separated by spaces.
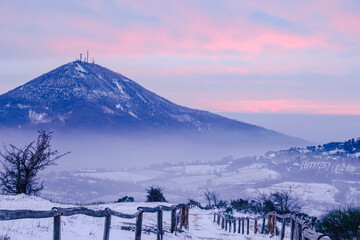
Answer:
xmin=233 ymin=219 xmax=236 ymax=233
xmin=238 ymin=219 xmax=241 ymax=233
xmin=180 ymin=207 xmax=189 ymax=230
xmin=247 ymin=218 xmax=250 ymax=235
xmin=157 ymin=208 xmax=163 ymax=240
xmin=221 ymin=217 xmax=225 ymax=229
xmin=241 ymin=219 xmax=245 ymax=234
xmin=53 ymin=214 xmax=61 ymax=240
xmin=254 ymin=219 xmax=258 ymax=234
xmin=297 ymin=223 xmax=302 ymax=240
xmin=261 ymin=217 xmax=265 ymax=234
xmin=135 ymin=211 xmax=143 ymax=240
xmin=213 ymin=213 xmax=216 ymax=223
xmin=281 ymin=216 xmax=286 ymax=240
xmin=228 ymin=219 xmax=231 ymax=233
xmin=186 ymin=208 xmax=189 ymax=230
xmin=103 ymin=209 xmax=111 ymax=240
xmin=272 ymin=215 xmax=276 ymax=236
xmin=225 ymin=219 xmax=228 ymax=231
xmin=268 ymin=215 xmax=272 ymax=234
xmin=171 ymin=209 xmax=176 ymax=233
xmin=291 ymin=217 xmax=295 ymax=240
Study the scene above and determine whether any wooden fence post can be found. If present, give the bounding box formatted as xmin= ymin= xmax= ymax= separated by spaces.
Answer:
xmin=225 ymin=219 xmax=228 ymax=231
xmin=291 ymin=218 xmax=295 ymax=240
xmin=171 ymin=209 xmax=176 ymax=233
xmin=53 ymin=214 xmax=61 ymax=240
xmin=254 ymin=219 xmax=258 ymax=234
xmin=268 ymin=215 xmax=272 ymax=234
xmin=297 ymin=223 xmax=302 ymax=240
xmin=213 ymin=213 xmax=216 ymax=223
xmin=228 ymin=219 xmax=231 ymax=233
xmin=238 ymin=219 xmax=241 ymax=233
xmin=135 ymin=211 xmax=143 ymax=240
xmin=272 ymin=215 xmax=276 ymax=236
xmin=241 ymin=219 xmax=244 ymax=234
xmin=185 ymin=208 xmax=189 ymax=230
xmin=103 ymin=214 xmax=111 ymax=240
xmin=180 ymin=207 xmax=189 ymax=230
xmin=157 ymin=209 xmax=163 ymax=240
xmin=233 ymin=220 xmax=236 ymax=233
xmin=261 ymin=217 xmax=265 ymax=234
xmin=221 ymin=217 xmax=224 ymax=229
xmin=281 ymin=217 xmax=286 ymax=240
xmin=247 ymin=218 xmax=250 ymax=235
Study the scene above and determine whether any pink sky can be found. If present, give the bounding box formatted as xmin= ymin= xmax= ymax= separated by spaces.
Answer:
xmin=0 ymin=0 xmax=359 ymax=115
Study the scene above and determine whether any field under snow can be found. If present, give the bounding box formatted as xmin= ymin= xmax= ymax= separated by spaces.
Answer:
xmin=0 ymin=194 xmax=286 ymax=240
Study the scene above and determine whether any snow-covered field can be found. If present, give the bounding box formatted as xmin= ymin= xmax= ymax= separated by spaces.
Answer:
xmin=0 ymin=194 xmax=284 ymax=240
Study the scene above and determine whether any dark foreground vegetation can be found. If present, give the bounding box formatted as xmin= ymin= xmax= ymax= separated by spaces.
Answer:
xmin=316 ymin=207 xmax=360 ymax=240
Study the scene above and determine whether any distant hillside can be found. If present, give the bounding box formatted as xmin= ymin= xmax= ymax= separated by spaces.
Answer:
xmin=42 ymin=137 xmax=360 ymax=216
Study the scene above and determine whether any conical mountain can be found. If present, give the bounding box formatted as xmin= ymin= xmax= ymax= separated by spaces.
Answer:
xmin=0 ymin=61 xmax=305 ymax=146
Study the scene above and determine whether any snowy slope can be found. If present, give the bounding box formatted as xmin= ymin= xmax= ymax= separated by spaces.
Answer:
xmin=0 ymin=194 xmax=278 ymax=240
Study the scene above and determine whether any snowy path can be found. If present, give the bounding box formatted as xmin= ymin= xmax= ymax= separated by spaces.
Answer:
xmin=187 ymin=209 xmax=276 ymax=240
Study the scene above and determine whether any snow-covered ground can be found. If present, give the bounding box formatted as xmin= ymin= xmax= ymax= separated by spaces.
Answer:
xmin=0 ymin=194 xmax=284 ymax=240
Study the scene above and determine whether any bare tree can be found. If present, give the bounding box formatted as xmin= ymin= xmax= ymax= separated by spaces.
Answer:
xmin=271 ymin=189 xmax=301 ymax=214
xmin=0 ymin=131 xmax=68 ymax=195
xmin=257 ymin=188 xmax=301 ymax=214
xmin=204 ymin=190 xmax=219 ymax=208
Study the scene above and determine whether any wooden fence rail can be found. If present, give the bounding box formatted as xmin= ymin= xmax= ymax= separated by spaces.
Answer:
xmin=213 ymin=211 xmax=331 ymax=240
xmin=0 ymin=204 xmax=189 ymax=240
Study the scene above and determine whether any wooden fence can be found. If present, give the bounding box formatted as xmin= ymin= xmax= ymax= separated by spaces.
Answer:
xmin=213 ymin=211 xmax=331 ymax=240
xmin=0 ymin=204 xmax=189 ymax=240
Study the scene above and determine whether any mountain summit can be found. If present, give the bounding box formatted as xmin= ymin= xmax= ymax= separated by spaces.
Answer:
xmin=0 ymin=61 xmax=304 ymax=146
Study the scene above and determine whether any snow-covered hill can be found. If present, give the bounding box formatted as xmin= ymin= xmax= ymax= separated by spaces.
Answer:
xmin=0 ymin=61 xmax=304 ymax=147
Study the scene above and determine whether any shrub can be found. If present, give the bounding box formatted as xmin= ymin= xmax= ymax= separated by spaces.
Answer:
xmin=146 ymin=186 xmax=166 ymax=202
xmin=116 ymin=196 xmax=134 ymax=203
xmin=316 ymin=207 xmax=360 ymax=240
xmin=187 ymin=199 xmax=203 ymax=209
xmin=231 ymin=198 xmax=263 ymax=214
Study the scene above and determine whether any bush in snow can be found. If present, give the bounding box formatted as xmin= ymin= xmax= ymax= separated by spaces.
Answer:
xmin=187 ymin=199 xmax=203 ymax=209
xmin=316 ymin=207 xmax=360 ymax=240
xmin=231 ymin=198 xmax=262 ymax=214
xmin=146 ymin=186 xmax=166 ymax=202
xmin=116 ymin=196 xmax=134 ymax=202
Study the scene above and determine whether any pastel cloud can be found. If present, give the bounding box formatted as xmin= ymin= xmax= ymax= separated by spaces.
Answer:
xmin=198 ymin=99 xmax=360 ymax=115
xmin=0 ymin=0 xmax=345 ymax=58
xmin=1 ymin=0 xmax=360 ymax=115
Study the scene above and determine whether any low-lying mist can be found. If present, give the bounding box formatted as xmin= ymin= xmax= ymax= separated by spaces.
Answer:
xmin=0 ymin=128 xmax=300 ymax=171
